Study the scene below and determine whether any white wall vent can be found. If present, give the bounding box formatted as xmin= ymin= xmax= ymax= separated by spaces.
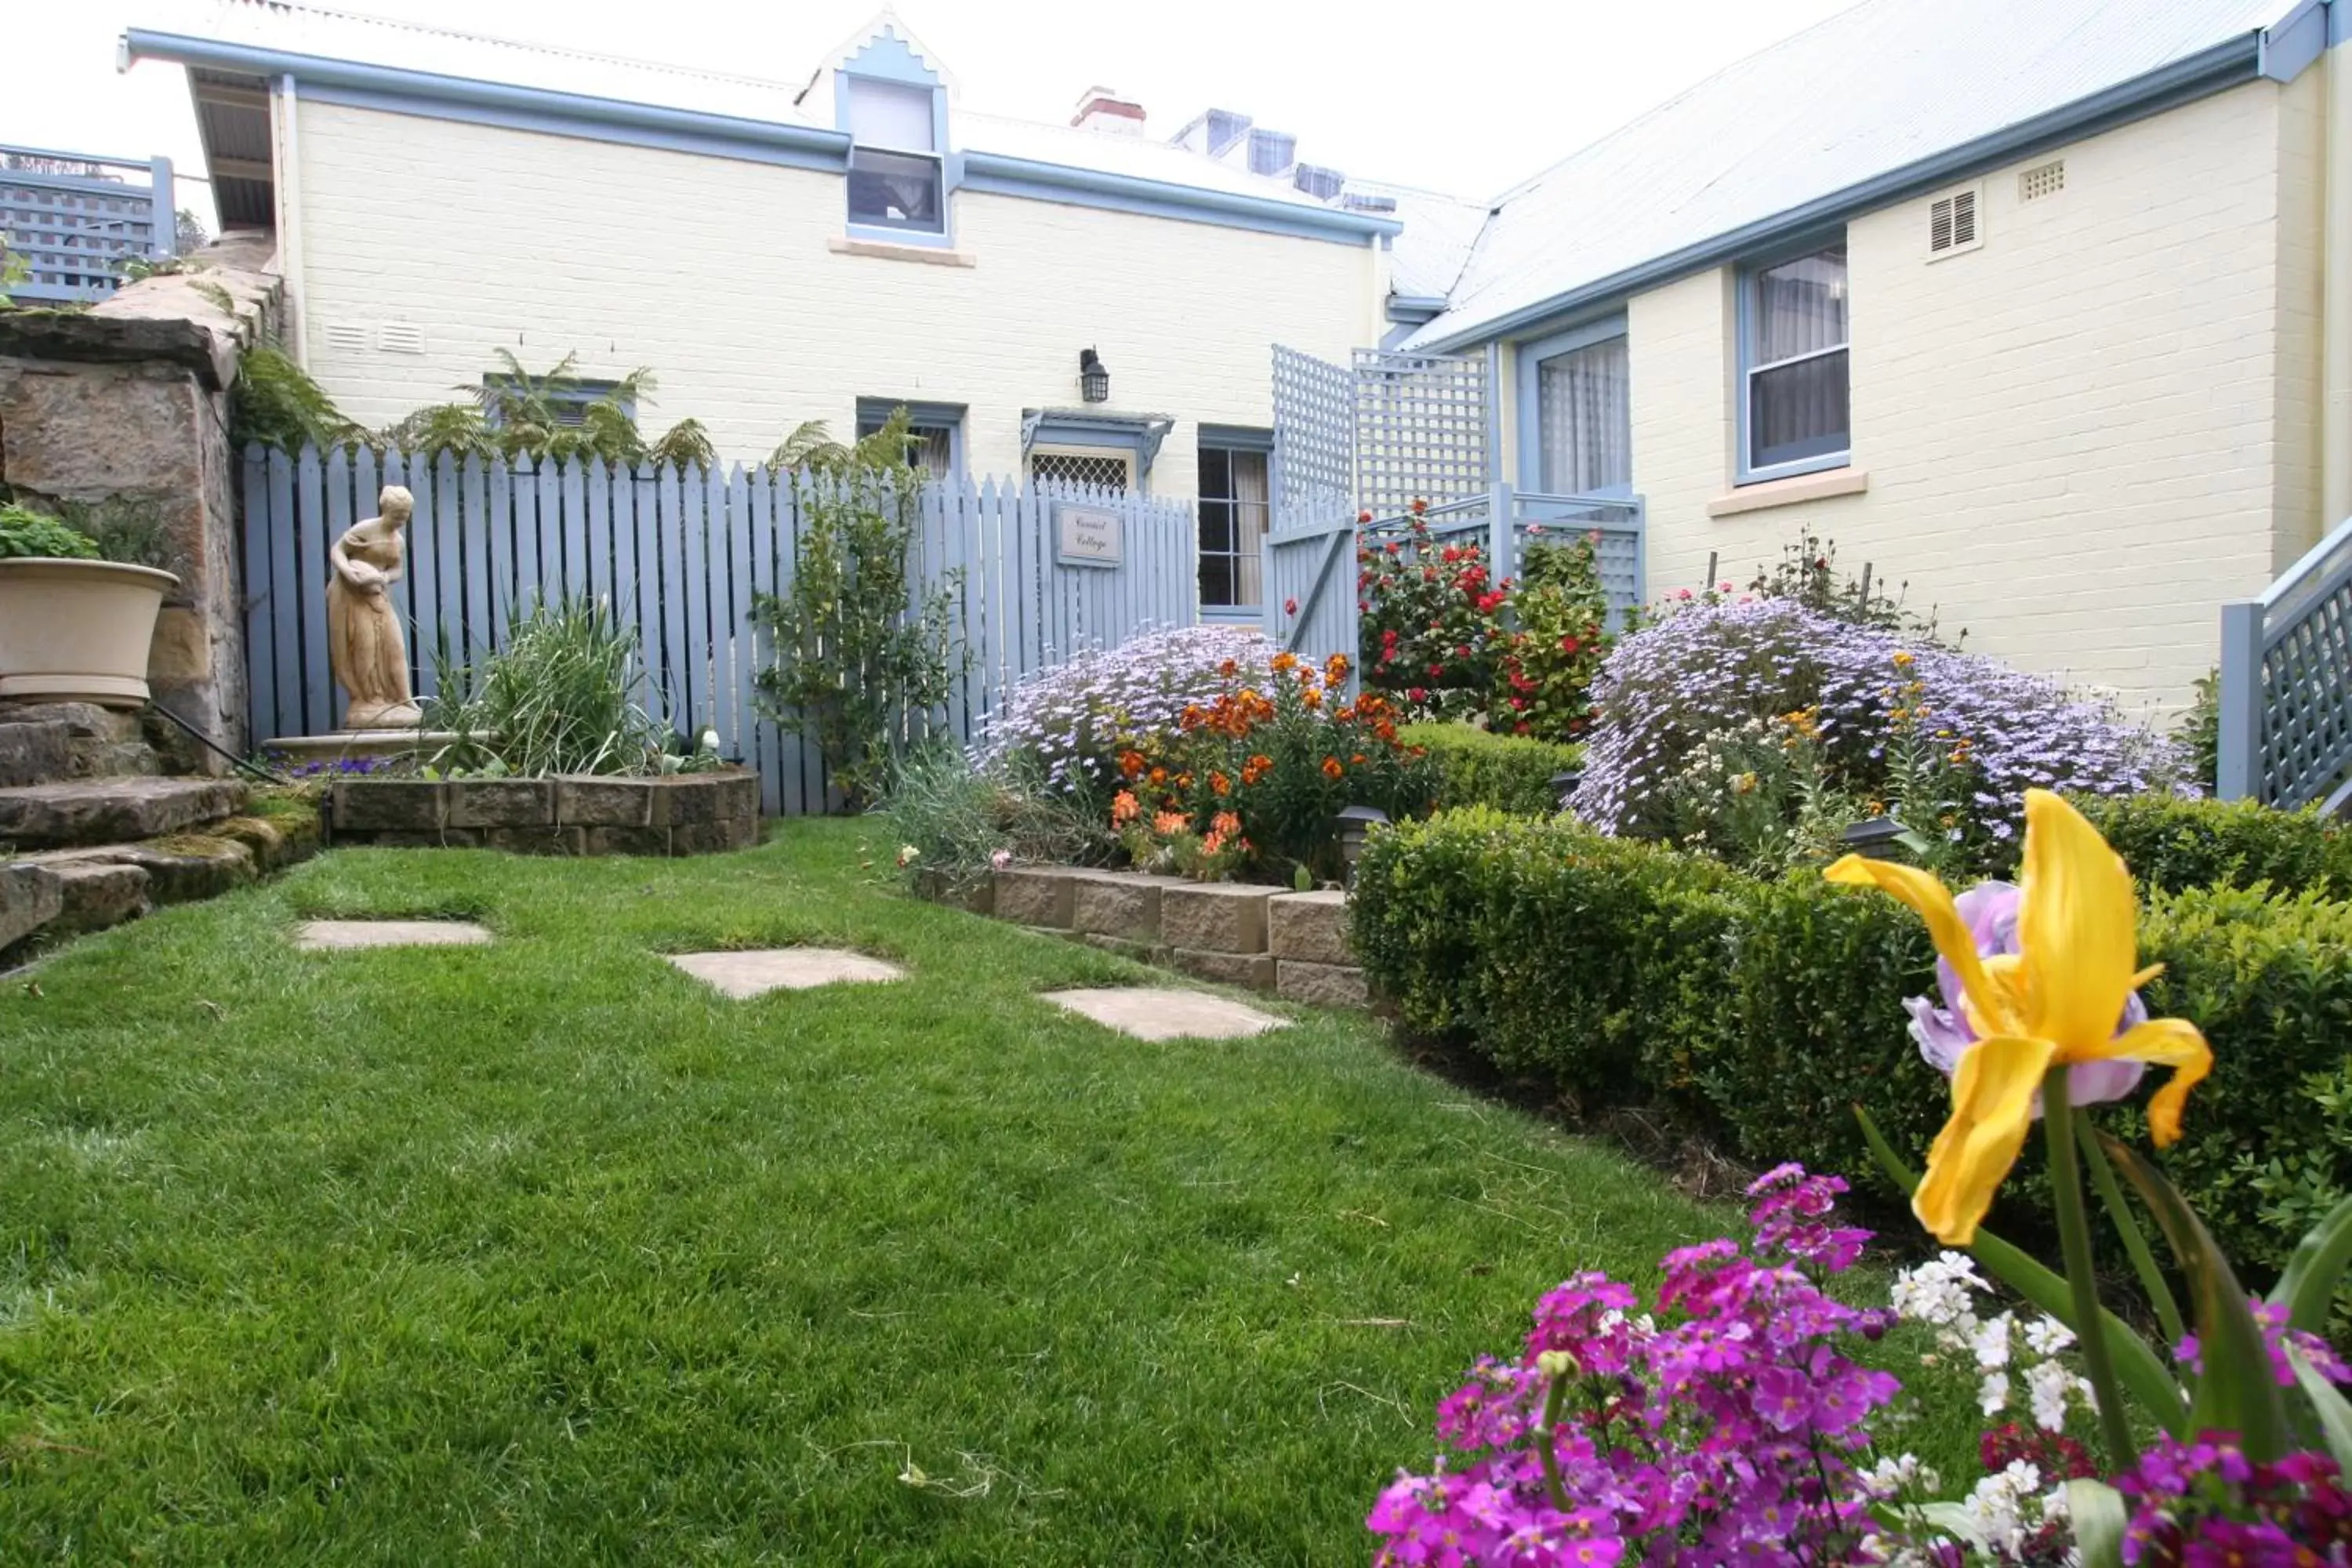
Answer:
xmin=376 ymin=322 xmax=426 ymax=354
xmin=321 ymin=321 xmax=367 ymax=353
xmin=1927 ymin=187 xmax=1980 ymax=259
xmin=2019 ymin=160 xmax=2066 ymax=203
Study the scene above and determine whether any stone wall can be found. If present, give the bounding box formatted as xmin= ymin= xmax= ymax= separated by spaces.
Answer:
xmin=946 ymin=866 xmax=1370 ymax=1007
xmin=0 ymin=237 xmax=283 ymax=768
xmin=329 ymin=769 xmax=761 ymax=856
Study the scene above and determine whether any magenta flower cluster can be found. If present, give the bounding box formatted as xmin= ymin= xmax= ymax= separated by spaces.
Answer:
xmin=1367 ymin=1165 xmax=1897 ymax=1566
xmin=2116 ymin=1436 xmax=2352 ymax=1564
xmin=1569 ymin=599 xmax=2180 ymax=848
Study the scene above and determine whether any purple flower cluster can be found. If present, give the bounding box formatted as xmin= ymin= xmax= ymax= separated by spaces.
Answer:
xmin=1368 ymin=1165 xmax=1898 ymax=1566
xmin=269 ymin=753 xmax=394 ymax=779
xmin=2115 ymin=1436 xmax=2352 ymax=1565
xmin=978 ymin=624 xmax=1270 ymax=793
xmin=1570 ymin=600 xmax=2180 ymax=844
xmin=2172 ymin=1298 xmax=2352 ymax=1389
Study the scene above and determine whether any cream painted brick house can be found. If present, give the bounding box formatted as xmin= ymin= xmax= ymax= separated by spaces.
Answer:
xmin=1395 ymin=0 xmax=2349 ymax=718
xmin=123 ymin=0 xmax=2352 ymax=711
xmin=125 ymin=5 xmax=1399 ymax=621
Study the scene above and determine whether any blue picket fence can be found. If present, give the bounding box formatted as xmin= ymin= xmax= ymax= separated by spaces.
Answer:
xmin=241 ymin=443 xmax=1199 ymax=815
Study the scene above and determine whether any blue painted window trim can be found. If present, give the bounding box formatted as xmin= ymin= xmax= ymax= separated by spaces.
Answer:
xmin=1022 ymin=410 xmax=1171 ymax=493
xmin=855 ymin=396 xmax=966 ymax=476
xmin=835 ymin=31 xmax=955 ymax=249
xmin=1197 ymin=423 xmax=1274 ymax=455
xmin=1733 ymin=229 xmax=1852 ymax=486
xmin=485 ymin=375 xmax=632 ymax=426
xmin=1512 ymin=313 xmax=1630 ymax=498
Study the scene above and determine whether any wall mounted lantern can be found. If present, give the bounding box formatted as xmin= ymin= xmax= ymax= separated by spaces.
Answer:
xmin=1079 ymin=347 xmax=1110 ymax=404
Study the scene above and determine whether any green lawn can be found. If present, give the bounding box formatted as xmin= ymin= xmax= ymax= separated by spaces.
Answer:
xmin=0 ymin=822 xmax=1963 ymax=1563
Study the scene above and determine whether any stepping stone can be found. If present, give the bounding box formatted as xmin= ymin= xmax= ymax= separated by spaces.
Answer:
xmin=295 ymin=919 xmax=493 ymax=950
xmin=667 ymin=948 xmax=905 ymax=999
xmin=1042 ymin=986 xmax=1286 ymax=1042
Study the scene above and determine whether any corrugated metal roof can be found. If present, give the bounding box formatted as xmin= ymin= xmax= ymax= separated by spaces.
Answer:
xmin=1408 ymin=0 xmax=2297 ymax=350
xmin=132 ymin=0 xmax=1358 ymax=216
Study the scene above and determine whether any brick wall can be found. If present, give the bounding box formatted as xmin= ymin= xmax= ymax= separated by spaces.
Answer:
xmin=1623 ymin=78 xmax=2311 ymax=717
xmin=290 ymin=99 xmax=1383 ymax=492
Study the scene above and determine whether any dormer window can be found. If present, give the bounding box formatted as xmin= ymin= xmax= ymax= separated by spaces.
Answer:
xmin=846 ymin=76 xmax=943 ymax=234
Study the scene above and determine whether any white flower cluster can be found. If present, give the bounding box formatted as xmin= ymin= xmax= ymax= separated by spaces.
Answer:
xmin=1954 ymin=1460 xmax=2068 ymax=1560
xmin=1889 ymin=1252 xmax=2094 ymax=1432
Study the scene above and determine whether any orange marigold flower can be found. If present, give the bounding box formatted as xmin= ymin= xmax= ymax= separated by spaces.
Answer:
xmin=1326 ymin=652 xmax=1351 ymax=681
xmin=1321 ymin=757 xmax=1345 ymax=780
xmin=1269 ymin=652 xmax=1299 ymax=673
xmin=1119 ymin=750 xmax=1146 ymax=779
xmin=1179 ymin=704 xmax=1207 ymax=731
xmin=1175 ymin=772 xmax=1193 ymax=789
xmin=1149 ymin=766 xmax=1168 ymax=786
xmin=1210 ymin=771 xmax=1231 ymax=797
xmin=1211 ymin=811 xmax=1241 ymax=836
xmin=1218 ymin=659 xmax=1239 ymax=679
xmin=1303 ymin=688 xmax=1323 ymax=710
xmin=1153 ymin=810 xmax=1189 ymax=835
xmin=1351 ymin=753 xmax=1367 ymax=765
xmin=1111 ymin=789 xmax=1140 ymax=823
xmin=1201 ymin=829 xmax=1228 ymax=855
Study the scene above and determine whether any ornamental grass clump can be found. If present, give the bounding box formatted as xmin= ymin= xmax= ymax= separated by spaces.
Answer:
xmin=1570 ymin=599 xmax=2178 ymax=874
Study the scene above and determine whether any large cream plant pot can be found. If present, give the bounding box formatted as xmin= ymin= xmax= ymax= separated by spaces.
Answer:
xmin=0 ymin=557 xmax=179 ymax=707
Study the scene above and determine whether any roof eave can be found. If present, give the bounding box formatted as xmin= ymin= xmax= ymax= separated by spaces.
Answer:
xmin=1410 ymin=28 xmax=2267 ymax=354
xmin=959 ymin=151 xmax=1403 ymax=243
xmin=122 ymin=28 xmax=851 ymax=160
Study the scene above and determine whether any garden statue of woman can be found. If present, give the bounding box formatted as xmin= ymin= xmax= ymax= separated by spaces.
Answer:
xmin=327 ymin=485 xmax=422 ymax=728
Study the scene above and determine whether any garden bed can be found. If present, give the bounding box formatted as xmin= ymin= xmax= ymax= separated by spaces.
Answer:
xmin=328 ymin=768 xmax=759 ymax=855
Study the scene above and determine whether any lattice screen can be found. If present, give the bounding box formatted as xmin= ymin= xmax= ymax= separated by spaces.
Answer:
xmin=1353 ymin=348 xmax=1490 ymax=518
xmin=1029 ymin=450 xmax=1133 ymax=490
xmin=1271 ymin=344 xmax=1354 ymax=532
xmin=2259 ymin=584 xmax=2352 ymax=808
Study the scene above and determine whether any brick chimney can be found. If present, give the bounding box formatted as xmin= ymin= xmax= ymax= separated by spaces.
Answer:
xmin=1073 ymin=86 xmax=1146 ymax=136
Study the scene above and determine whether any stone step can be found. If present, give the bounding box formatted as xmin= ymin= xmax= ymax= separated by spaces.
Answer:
xmin=0 ymin=777 xmax=249 ymax=850
xmin=0 ymin=720 xmax=72 ymax=787
xmin=0 ymin=701 xmax=163 ymax=781
xmin=3 ymin=811 xmax=321 ymax=962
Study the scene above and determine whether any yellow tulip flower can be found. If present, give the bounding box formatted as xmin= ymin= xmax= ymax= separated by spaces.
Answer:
xmin=1825 ymin=789 xmax=2212 ymax=1245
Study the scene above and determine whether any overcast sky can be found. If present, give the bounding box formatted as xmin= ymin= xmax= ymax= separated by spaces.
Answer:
xmin=12 ymin=0 xmax=1860 ymax=230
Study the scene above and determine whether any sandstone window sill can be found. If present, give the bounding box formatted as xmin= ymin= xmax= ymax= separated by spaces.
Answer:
xmin=1707 ymin=467 xmax=1870 ymax=518
xmin=826 ymin=237 xmax=978 ymax=268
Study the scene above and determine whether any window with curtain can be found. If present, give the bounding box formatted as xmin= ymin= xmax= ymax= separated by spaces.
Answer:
xmin=1743 ymin=240 xmax=1849 ymax=474
xmin=844 ymin=76 xmax=944 ymax=234
xmin=1197 ymin=443 xmax=1269 ymax=610
xmin=1536 ymin=336 xmax=1631 ymax=495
